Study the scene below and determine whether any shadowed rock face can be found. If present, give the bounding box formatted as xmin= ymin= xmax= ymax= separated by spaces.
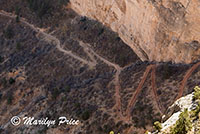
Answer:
xmin=70 ymin=0 xmax=200 ymax=63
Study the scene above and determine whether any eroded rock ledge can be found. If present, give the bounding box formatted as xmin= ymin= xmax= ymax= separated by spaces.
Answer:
xmin=70 ymin=0 xmax=200 ymax=63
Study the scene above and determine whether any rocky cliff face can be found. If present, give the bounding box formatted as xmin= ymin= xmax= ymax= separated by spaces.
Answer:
xmin=70 ymin=0 xmax=200 ymax=63
xmin=149 ymin=91 xmax=200 ymax=134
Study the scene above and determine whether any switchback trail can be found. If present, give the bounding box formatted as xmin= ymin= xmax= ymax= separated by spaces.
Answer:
xmin=0 ymin=10 xmax=127 ymax=127
xmin=3 ymin=9 xmax=200 ymax=132
xmin=78 ymin=41 xmax=125 ymax=121
xmin=0 ymin=10 xmax=96 ymax=68
xmin=151 ymin=65 xmax=163 ymax=114
xmin=176 ymin=62 xmax=200 ymax=100
xmin=126 ymin=65 xmax=153 ymax=120
xmin=0 ymin=10 xmax=125 ymax=121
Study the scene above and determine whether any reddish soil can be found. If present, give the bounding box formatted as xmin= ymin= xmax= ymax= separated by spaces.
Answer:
xmin=176 ymin=62 xmax=200 ymax=100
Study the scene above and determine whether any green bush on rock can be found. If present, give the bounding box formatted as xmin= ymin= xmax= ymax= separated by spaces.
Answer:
xmin=193 ymin=86 xmax=200 ymax=101
xmin=153 ymin=121 xmax=162 ymax=132
xmin=170 ymin=109 xmax=192 ymax=134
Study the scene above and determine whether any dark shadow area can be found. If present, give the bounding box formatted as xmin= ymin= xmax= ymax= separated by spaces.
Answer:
xmin=0 ymin=3 xmax=140 ymax=134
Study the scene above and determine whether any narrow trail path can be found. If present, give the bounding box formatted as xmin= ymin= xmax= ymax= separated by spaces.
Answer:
xmin=0 ymin=10 xmax=125 ymax=121
xmin=0 ymin=9 xmax=127 ymax=126
xmin=2 ymin=9 xmax=200 ymax=133
xmin=0 ymin=10 xmax=96 ymax=68
xmin=176 ymin=62 xmax=200 ymax=100
xmin=126 ymin=65 xmax=153 ymax=120
xmin=78 ymin=41 xmax=98 ymax=65
xmin=78 ymin=41 xmax=125 ymax=121
xmin=151 ymin=65 xmax=163 ymax=114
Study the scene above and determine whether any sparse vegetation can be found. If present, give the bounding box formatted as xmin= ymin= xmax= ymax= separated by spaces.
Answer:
xmin=64 ymin=85 xmax=71 ymax=93
xmin=27 ymin=0 xmax=52 ymax=18
xmin=16 ymin=42 xmax=22 ymax=50
xmin=9 ymin=78 xmax=15 ymax=85
xmin=103 ymin=124 xmax=112 ymax=133
xmin=0 ymin=92 xmax=2 ymax=100
xmin=1 ymin=78 xmax=7 ymax=87
xmin=37 ymin=126 xmax=48 ymax=134
xmin=163 ymin=64 xmax=173 ymax=79
xmin=15 ymin=6 xmax=21 ymax=16
xmin=58 ymin=0 xmax=70 ymax=5
xmin=193 ymin=86 xmax=200 ymax=101
xmin=16 ymin=15 xmax=20 ymax=23
xmin=74 ymin=102 xmax=80 ymax=108
xmin=51 ymin=88 xmax=60 ymax=100
xmin=191 ymin=86 xmax=200 ymax=120
xmin=191 ymin=102 xmax=200 ymax=119
xmin=3 ymin=26 xmax=14 ymax=39
xmin=153 ymin=121 xmax=162 ymax=132
xmin=170 ymin=109 xmax=192 ymax=134
xmin=81 ymin=110 xmax=91 ymax=121
xmin=0 ymin=56 xmax=3 ymax=63
xmin=7 ymin=91 xmax=13 ymax=105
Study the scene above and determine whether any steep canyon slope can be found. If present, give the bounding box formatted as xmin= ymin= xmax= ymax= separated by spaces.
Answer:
xmin=71 ymin=0 xmax=200 ymax=63
xmin=0 ymin=0 xmax=200 ymax=134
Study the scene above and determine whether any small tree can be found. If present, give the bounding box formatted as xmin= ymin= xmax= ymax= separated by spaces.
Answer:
xmin=7 ymin=91 xmax=13 ymax=105
xmin=1 ymin=77 xmax=7 ymax=87
xmin=16 ymin=42 xmax=22 ymax=50
xmin=81 ymin=110 xmax=90 ymax=120
xmin=170 ymin=109 xmax=192 ymax=134
xmin=9 ymin=78 xmax=15 ymax=85
xmin=0 ymin=56 xmax=3 ymax=63
xmin=109 ymin=131 xmax=114 ymax=134
xmin=15 ymin=6 xmax=21 ymax=16
xmin=27 ymin=0 xmax=51 ymax=18
xmin=51 ymin=88 xmax=60 ymax=100
xmin=153 ymin=121 xmax=162 ymax=132
xmin=3 ymin=26 xmax=14 ymax=39
xmin=16 ymin=15 xmax=20 ymax=23
xmin=191 ymin=102 xmax=200 ymax=119
xmin=193 ymin=86 xmax=200 ymax=101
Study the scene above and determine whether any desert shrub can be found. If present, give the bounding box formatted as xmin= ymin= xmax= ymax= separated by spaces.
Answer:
xmin=51 ymin=88 xmax=60 ymax=100
xmin=16 ymin=42 xmax=22 ymax=50
xmin=0 ymin=127 xmax=3 ymax=133
xmin=1 ymin=78 xmax=7 ymax=87
xmin=9 ymin=78 xmax=15 ymax=85
xmin=0 ymin=92 xmax=2 ymax=100
xmin=64 ymin=85 xmax=71 ymax=93
xmin=193 ymin=86 xmax=200 ymax=101
xmin=153 ymin=121 xmax=162 ymax=132
xmin=37 ymin=126 xmax=48 ymax=134
xmin=98 ymin=28 xmax=104 ymax=36
xmin=103 ymin=124 xmax=112 ymax=133
xmin=27 ymin=0 xmax=51 ymax=18
xmin=15 ymin=6 xmax=21 ymax=15
xmin=58 ymin=0 xmax=69 ymax=5
xmin=3 ymin=26 xmax=14 ymax=39
xmin=0 ymin=56 xmax=3 ymax=63
xmin=170 ymin=109 xmax=192 ymax=134
xmin=74 ymin=102 xmax=80 ymax=108
xmin=162 ymin=64 xmax=173 ymax=79
xmin=7 ymin=91 xmax=13 ymax=105
xmin=16 ymin=15 xmax=20 ymax=23
xmin=81 ymin=110 xmax=90 ymax=120
xmin=191 ymin=102 xmax=200 ymax=119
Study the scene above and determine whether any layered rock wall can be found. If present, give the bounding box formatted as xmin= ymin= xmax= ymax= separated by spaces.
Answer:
xmin=70 ymin=0 xmax=200 ymax=63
